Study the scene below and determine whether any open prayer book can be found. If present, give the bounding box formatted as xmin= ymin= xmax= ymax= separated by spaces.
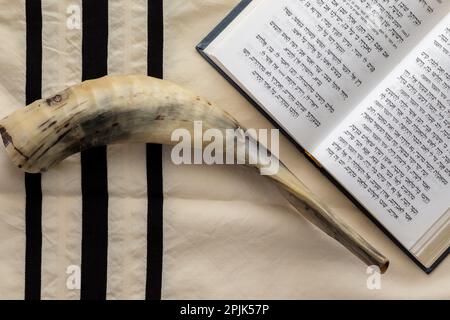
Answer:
xmin=197 ymin=0 xmax=450 ymax=272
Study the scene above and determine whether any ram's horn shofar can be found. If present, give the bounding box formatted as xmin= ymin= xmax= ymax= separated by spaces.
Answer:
xmin=0 ymin=74 xmax=389 ymax=273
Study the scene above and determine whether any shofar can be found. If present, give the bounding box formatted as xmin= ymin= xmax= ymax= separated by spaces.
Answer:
xmin=0 ymin=74 xmax=389 ymax=273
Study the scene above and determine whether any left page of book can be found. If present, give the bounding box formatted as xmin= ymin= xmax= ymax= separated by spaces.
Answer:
xmin=205 ymin=0 xmax=449 ymax=150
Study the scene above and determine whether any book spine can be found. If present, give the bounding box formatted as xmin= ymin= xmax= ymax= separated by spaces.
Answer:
xmin=304 ymin=151 xmax=322 ymax=168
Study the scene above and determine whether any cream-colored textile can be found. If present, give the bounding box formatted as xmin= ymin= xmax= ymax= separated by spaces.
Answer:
xmin=106 ymin=0 xmax=149 ymax=300
xmin=41 ymin=0 xmax=82 ymax=300
xmin=0 ymin=1 xmax=26 ymax=299
xmin=161 ymin=0 xmax=449 ymax=299
xmin=0 ymin=0 xmax=447 ymax=300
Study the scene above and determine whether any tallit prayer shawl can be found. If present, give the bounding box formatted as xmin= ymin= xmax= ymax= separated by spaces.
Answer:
xmin=0 ymin=0 xmax=448 ymax=300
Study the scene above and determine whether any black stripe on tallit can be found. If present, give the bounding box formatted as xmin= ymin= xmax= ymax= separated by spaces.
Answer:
xmin=24 ymin=0 xmax=43 ymax=301
xmin=146 ymin=0 xmax=164 ymax=300
xmin=80 ymin=0 xmax=109 ymax=300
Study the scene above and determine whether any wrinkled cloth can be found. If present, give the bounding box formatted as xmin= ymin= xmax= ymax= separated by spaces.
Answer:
xmin=0 ymin=0 xmax=448 ymax=300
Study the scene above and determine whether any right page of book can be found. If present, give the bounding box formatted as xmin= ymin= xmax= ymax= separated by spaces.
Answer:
xmin=313 ymin=13 xmax=450 ymax=252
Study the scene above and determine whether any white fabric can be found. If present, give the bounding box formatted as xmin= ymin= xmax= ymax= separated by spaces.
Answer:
xmin=0 ymin=0 xmax=26 ymax=300
xmin=106 ymin=0 xmax=148 ymax=300
xmin=41 ymin=0 xmax=82 ymax=300
xmin=161 ymin=0 xmax=450 ymax=299
xmin=0 ymin=0 xmax=448 ymax=300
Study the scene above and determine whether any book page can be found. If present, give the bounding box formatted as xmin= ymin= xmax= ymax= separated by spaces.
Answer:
xmin=314 ymin=14 xmax=450 ymax=250
xmin=206 ymin=0 xmax=450 ymax=150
